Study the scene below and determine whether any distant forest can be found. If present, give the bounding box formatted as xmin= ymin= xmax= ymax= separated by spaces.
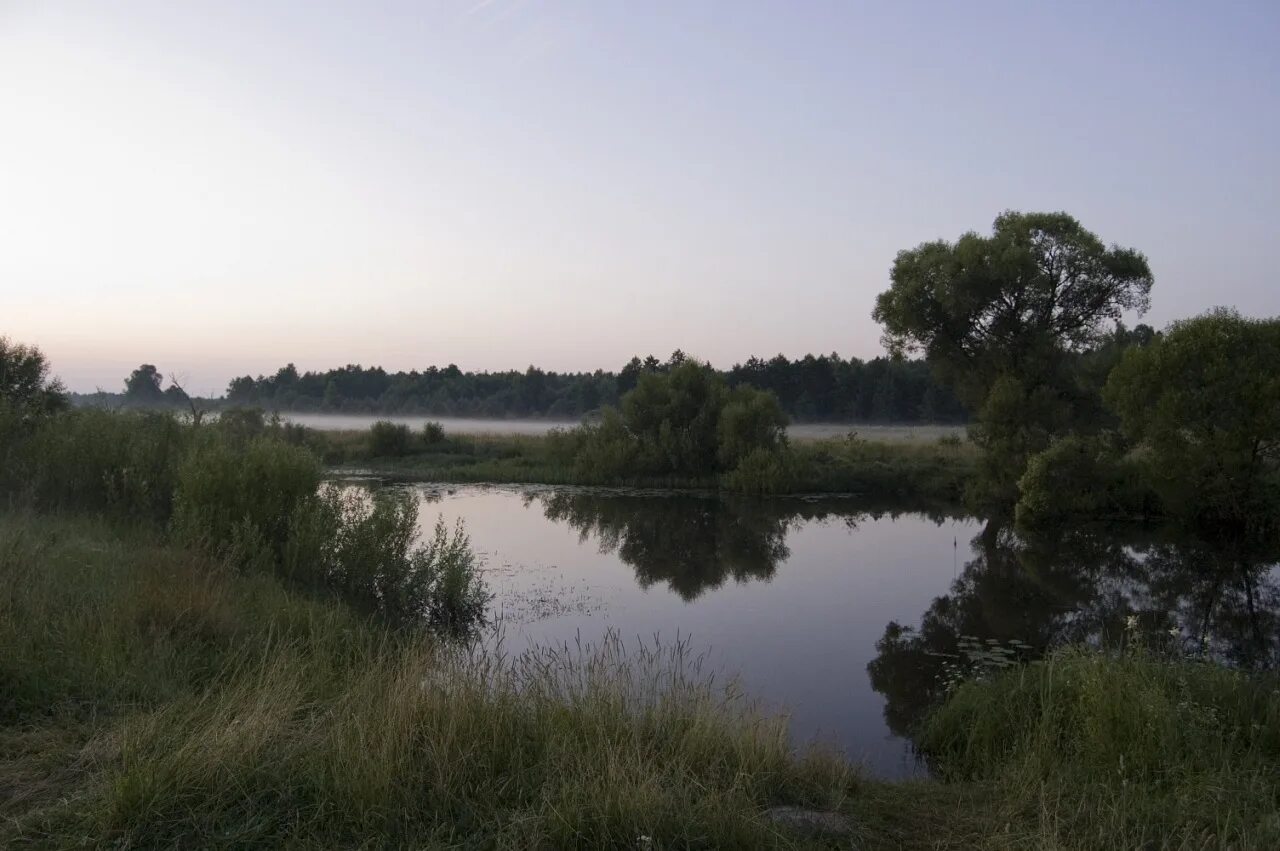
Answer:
xmin=74 ymin=353 xmax=971 ymax=423
xmin=230 ymin=352 xmax=974 ymax=422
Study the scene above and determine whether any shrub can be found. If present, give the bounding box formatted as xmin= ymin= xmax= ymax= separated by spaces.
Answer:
xmin=1015 ymin=434 xmax=1155 ymax=529
xmin=369 ymin=420 xmax=412 ymax=457
xmin=717 ymin=386 xmax=788 ymax=469
xmin=722 ymin=446 xmax=798 ymax=495
xmin=214 ymin=407 xmax=270 ymax=444
xmin=571 ymin=361 xmax=791 ymax=481
xmin=171 ymin=435 xmax=323 ymax=569
xmin=421 ymin=421 xmax=445 ymax=445
xmin=288 ymin=486 xmax=489 ymax=633
xmin=3 ymin=409 xmax=190 ymax=521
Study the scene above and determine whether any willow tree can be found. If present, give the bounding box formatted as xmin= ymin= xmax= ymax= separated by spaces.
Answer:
xmin=872 ymin=211 xmax=1153 ymax=506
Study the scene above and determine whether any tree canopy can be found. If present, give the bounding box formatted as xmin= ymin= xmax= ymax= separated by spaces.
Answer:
xmin=0 ymin=337 xmax=67 ymax=421
xmin=873 ymin=211 xmax=1153 ymax=406
xmin=1105 ymin=309 xmax=1280 ymax=541
xmin=873 ymin=211 xmax=1155 ymax=507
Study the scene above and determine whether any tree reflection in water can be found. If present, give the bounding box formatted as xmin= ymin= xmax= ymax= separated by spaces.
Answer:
xmin=868 ymin=521 xmax=1280 ymax=738
xmin=531 ymin=490 xmax=950 ymax=602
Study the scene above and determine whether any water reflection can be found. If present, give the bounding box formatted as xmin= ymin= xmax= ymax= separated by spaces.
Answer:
xmin=531 ymin=490 xmax=953 ymax=601
xmin=868 ymin=521 xmax=1280 ymax=737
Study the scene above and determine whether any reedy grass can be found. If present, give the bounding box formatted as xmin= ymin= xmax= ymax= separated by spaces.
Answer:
xmin=918 ymin=646 xmax=1280 ymax=849
xmin=1 ymin=513 xmax=857 ymax=849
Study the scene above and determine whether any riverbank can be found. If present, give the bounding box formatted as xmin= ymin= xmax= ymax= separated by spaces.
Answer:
xmin=316 ymin=429 xmax=977 ymax=506
xmin=4 ymin=511 xmax=1276 ymax=849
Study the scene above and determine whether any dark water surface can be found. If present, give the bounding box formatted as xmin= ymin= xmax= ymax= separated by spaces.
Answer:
xmin=381 ymin=483 xmax=1280 ymax=779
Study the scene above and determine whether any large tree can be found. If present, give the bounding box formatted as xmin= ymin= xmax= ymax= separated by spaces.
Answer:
xmin=124 ymin=364 xmax=165 ymax=404
xmin=874 ymin=211 xmax=1153 ymax=404
xmin=872 ymin=211 xmax=1153 ymax=504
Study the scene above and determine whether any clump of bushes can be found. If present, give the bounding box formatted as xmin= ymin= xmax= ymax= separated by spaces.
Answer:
xmin=559 ymin=360 xmax=791 ymax=487
xmin=171 ymin=433 xmax=323 ymax=569
xmin=369 ymin=420 xmax=412 ymax=457
xmin=3 ymin=408 xmax=191 ymax=522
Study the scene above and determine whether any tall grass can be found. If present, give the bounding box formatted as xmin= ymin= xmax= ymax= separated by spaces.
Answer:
xmin=918 ymin=647 xmax=1280 ymax=849
xmin=0 ymin=513 xmax=854 ymax=848
xmin=1 ymin=408 xmax=190 ymax=521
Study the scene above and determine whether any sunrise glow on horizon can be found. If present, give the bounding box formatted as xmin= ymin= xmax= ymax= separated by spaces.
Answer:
xmin=3 ymin=1 xmax=1278 ymax=395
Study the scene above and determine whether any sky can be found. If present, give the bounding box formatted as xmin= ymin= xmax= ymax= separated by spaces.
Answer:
xmin=2 ymin=1 xmax=1278 ymax=394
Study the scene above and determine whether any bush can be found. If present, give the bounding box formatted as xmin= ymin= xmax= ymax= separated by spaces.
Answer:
xmin=313 ymin=488 xmax=488 ymax=632
xmin=421 ymin=421 xmax=445 ymax=445
xmin=369 ymin=420 xmax=412 ymax=457
xmin=2 ymin=409 xmax=191 ymax=521
xmin=1014 ymin=434 xmax=1153 ymax=529
xmin=171 ymin=435 xmax=323 ymax=569
xmin=570 ymin=361 xmax=791 ymax=481
xmin=213 ymin=406 xmax=270 ymax=444
xmin=722 ymin=447 xmax=799 ymax=495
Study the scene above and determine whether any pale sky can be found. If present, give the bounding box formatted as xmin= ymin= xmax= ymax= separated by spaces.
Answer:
xmin=2 ymin=1 xmax=1277 ymax=394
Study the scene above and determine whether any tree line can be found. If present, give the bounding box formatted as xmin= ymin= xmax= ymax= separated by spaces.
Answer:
xmin=83 ymin=351 xmax=974 ymax=423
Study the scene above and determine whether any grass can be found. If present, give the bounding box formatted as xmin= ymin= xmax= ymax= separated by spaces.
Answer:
xmin=0 ymin=512 xmax=858 ymax=849
xmin=322 ymin=429 xmax=977 ymax=504
xmin=917 ymin=646 xmax=1280 ymax=849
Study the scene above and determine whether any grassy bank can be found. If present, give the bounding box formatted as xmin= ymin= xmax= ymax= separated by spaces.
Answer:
xmin=6 ymin=511 xmax=1277 ymax=849
xmin=320 ymin=429 xmax=976 ymax=505
xmin=1 ymin=513 xmax=855 ymax=848
xmin=918 ymin=647 xmax=1280 ymax=849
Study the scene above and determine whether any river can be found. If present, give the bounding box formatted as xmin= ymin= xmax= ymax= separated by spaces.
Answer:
xmin=347 ymin=482 xmax=1280 ymax=779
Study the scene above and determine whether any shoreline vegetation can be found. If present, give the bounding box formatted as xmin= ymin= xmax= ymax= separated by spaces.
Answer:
xmin=4 ymin=505 xmax=1276 ymax=848
xmin=315 ymin=425 xmax=977 ymax=506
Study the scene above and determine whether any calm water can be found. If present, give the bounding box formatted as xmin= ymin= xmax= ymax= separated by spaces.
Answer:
xmin=287 ymin=413 xmax=962 ymax=442
xmin=368 ymin=483 xmax=1279 ymax=779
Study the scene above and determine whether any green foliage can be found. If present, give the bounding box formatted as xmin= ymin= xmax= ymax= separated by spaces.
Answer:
xmin=873 ymin=211 xmax=1155 ymax=510
xmin=919 ymin=647 xmax=1280 ymax=848
xmin=718 ymin=386 xmax=789 ymax=468
xmin=171 ymin=435 xmax=323 ymax=569
xmin=220 ymin=348 xmax=966 ymax=423
xmin=314 ymin=488 xmax=488 ymax=632
xmin=123 ymin=363 xmax=165 ymax=405
xmin=2 ymin=408 xmax=190 ymax=521
xmin=573 ymin=360 xmax=791 ymax=482
xmin=0 ymin=336 xmax=68 ymax=423
xmin=421 ymin=420 xmax=445 ymax=445
xmin=721 ymin=446 xmax=800 ymax=495
xmin=368 ymin=420 xmax=412 ymax=457
xmin=1105 ymin=308 xmax=1280 ymax=541
xmin=1014 ymin=434 xmax=1154 ymax=529
xmin=873 ymin=211 xmax=1153 ymax=405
